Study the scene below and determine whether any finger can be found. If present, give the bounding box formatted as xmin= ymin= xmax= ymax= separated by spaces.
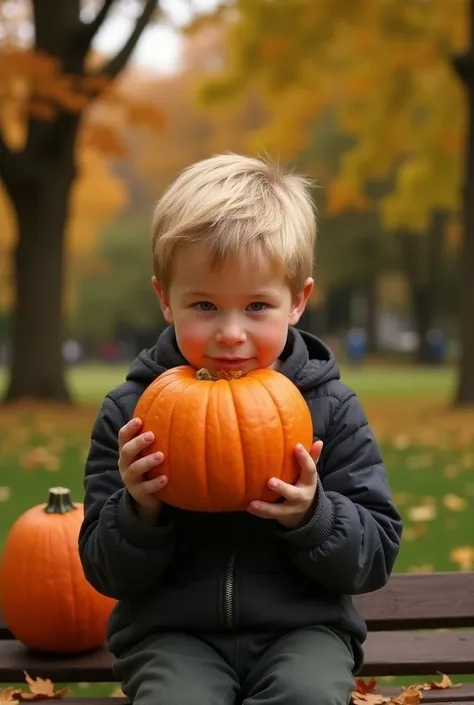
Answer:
xmin=268 ymin=477 xmax=301 ymax=502
xmin=310 ymin=440 xmax=324 ymax=464
xmin=119 ymin=431 xmax=156 ymax=469
xmin=294 ymin=444 xmax=318 ymax=487
xmin=124 ymin=451 xmax=164 ymax=482
xmin=247 ymin=500 xmax=295 ymax=520
xmin=141 ymin=475 xmax=168 ymax=495
xmin=118 ymin=417 xmax=142 ymax=450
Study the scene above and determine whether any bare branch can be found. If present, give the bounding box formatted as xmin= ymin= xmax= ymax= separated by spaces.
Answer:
xmin=91 ymin=0 xmax=158 ymax=80
xmin=82 ymin=0 xmax=117 ymax=48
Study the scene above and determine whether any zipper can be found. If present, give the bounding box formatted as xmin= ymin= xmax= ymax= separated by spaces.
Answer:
xmin=224 ymin=552 xmax=236 ymax=628
xmin=223 ymin=515 xmax=241 ymax=629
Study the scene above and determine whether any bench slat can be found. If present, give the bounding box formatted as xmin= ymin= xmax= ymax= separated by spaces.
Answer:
xmin=1 ymin=573 xmax=472 ymax=639
xmin=354 ymin=572 xmax=474 ymax=630
xmin=363 ymin=630 xmax=474 ymax=676
xmin=22 ymin=693 xmax=474 ymax=705
xmin=0 ymin=631 xmax=472 ymax=682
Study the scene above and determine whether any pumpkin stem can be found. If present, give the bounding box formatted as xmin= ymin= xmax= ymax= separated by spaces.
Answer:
xmin=196 ymin=368 xmax=245 ymax=381
xmin=44 ymin=487 xmax=77 ymax=514
xmin=196 ymin=368 xmax=217 ymax=381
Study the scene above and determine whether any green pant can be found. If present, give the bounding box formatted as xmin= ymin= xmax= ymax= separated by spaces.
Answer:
xmin=114 ymin=626 xmax=355 ymax=705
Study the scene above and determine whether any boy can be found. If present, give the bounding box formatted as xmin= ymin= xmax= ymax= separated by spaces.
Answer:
xmin=79 ymin=154 xmax=402 ymax=705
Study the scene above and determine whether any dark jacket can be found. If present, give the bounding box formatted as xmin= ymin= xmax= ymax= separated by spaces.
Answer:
xmin=79 ymin=326 xmax=402 ymax=666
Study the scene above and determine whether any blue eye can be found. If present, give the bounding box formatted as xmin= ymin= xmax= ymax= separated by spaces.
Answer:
xmin=194 ymin=301 xmax=216 ymax=312
xmin=247 ymin=302 xmax=268 ymax=312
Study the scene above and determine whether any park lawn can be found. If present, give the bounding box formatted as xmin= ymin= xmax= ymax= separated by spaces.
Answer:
xmin=0 ymin=362 xmax=473 ymax=696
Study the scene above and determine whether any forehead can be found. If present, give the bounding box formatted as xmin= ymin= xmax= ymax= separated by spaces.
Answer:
xmin=169 ymin=244 xmax=288 ymax=296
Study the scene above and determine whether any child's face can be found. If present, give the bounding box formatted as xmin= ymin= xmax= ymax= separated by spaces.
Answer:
xmin=153 ymin=244 xmax=313 ymax=376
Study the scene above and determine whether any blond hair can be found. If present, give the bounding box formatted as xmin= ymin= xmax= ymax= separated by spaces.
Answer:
xmin=151 ymin=153 xmax=317 ymax=293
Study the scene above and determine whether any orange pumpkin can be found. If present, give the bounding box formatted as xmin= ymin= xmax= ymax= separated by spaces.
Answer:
xmin=134 ymin=366 xmax=313 ymax=512
xmin=0 ymin=487 xmax=116 ymax=654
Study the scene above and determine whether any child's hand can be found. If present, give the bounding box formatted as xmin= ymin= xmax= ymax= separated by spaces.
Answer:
xmin=247 ymin=441 xmax=323 ymax=529
xmin=118 ymin=417 xmax=168 ymax=523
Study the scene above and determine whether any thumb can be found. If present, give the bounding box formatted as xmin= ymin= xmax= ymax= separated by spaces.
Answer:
xmin=310 ymin=440 xmax=323 ymax=466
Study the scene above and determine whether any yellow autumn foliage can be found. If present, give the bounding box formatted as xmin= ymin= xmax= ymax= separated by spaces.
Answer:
xmin=197 ymin=0 xmax=468 ymax=231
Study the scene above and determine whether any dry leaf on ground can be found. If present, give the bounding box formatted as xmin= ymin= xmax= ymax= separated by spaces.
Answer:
xmin=352 ymin=673 xmax=462 ymax=705
xmin=17 ymin=674 xmax=70 ymax=701
xmin=422 ymin=673 xmax=462 ymax=690
xmin=0 ymin=688 xmax=19 ymax=702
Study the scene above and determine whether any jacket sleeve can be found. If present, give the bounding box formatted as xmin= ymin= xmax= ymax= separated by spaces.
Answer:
xmin=276 ymin=391 xmax=402 ymax=595
xmin=78 ymin=394 xmax=177 ymax=600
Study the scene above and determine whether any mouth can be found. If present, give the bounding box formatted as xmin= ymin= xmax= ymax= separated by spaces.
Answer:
xmin=211 ymin=358 xmax=250 ymax=369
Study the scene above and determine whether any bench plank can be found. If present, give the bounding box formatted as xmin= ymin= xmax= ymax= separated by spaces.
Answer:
xmin=354 ymin=572 xmax=474 ymax=630
xmin=1 ymin=573 xmax=473 ymax=641
xmin=0 ymin=630 xmax=473 ymax=682
xmin=23 ymin=694 xmax=474 ymax=705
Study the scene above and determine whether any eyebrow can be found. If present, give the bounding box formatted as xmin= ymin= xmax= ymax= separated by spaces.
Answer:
xmin=183 ymin=291 xmax=277 ymax=299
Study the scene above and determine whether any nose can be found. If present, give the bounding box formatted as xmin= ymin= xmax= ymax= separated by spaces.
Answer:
xmin=216 ymin=316 xmax=246 ymax=346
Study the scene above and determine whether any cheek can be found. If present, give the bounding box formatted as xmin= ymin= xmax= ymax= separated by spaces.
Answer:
xmin=175 ymin=316 xmax=209 ymax=349
xmin=254 ymin=316 xmax=289 ymax=350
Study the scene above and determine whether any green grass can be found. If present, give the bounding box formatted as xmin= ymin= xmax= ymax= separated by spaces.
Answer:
xmin=0 ymin=362 xmax=472 ymax=695
xmin=0 ymin=361 xmax=457 ymax=404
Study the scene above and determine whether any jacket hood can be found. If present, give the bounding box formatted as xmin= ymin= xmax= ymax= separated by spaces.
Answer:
xmin=125 ymin=325 xmax=340 ymax=392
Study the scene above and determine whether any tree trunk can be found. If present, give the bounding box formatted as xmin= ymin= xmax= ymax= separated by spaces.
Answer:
xmin=4 ymin=163 xmax=76 ymax=402
xmin=454 ymin=36 xmax=474 ymax=405
xmin=0 ymin=0 xmax=158 ymax=403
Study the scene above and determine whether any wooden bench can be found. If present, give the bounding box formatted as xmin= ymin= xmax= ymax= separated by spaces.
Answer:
xmin=1 ymin=571 xmax=473 ymax=703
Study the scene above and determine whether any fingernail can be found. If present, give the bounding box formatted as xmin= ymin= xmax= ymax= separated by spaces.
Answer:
xmin=144 ymin=432 xmax=154 ymax=442
xmin=296 ymin=444 xmax=304 ymax=452
xmin=269 ymin=479 xmax=278 ymax=489
xmin=153 ymin=452 xmax=163 ymax=461
xmin=157 ymin=475 xmax=167 ymax=484
xmin=133 ymin=418 xmax=141 ymax=426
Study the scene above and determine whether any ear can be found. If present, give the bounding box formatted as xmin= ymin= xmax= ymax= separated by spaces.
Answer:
xmin=152 ymin=276 xmax=174 ymax=324
xmin=288 ymin=278 xmax=314 ymax=326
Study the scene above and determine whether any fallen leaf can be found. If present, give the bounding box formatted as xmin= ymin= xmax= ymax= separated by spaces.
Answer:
xmin=450 ymin=546 xmax=474 ymax=571
xmin=442 ymin=494 xmax=467 ymax=512
xmin=19 ymin=673 xmax=70 ymax=700
xmin=354 ymin=678 xmax=378 ymax=695
xmin=422 ymin=673 xmax=462 ymax=690
xmin=0 ymin=487 xmax=11 ymax=502
xmin=0 ymin=688 xmax=19 ymax=702
xmin=390 ymin=685 xmax=422 ymax=704
xmin=407 ymin=504 xmax=437 ymax=522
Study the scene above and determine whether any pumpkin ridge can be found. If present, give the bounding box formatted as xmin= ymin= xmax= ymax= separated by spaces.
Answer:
xmin=203 ymin=383 xmax=214 ymax=509
xmin=151 ymin=378 xmax=185 ymax=505
xmin=62 ymin=514 xmax=78 ymax=648
xmin=168 ymin=377 xmax=204 ymax=507
xmin=252 ymin=375 xmax=286 ymax=482
xmin=139 ymin=372 xmax=185 ymax=420
xmin=228 ymin=379 xmax=254 ymax=505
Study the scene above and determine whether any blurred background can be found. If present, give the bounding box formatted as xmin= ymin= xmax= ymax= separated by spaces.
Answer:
xmin=0 ymin=1 xmax=473 ymax=681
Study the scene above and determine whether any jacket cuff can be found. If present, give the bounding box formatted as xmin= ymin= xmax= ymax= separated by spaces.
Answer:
xmin=116 ymin=490 xmax=175 ymax=548
xmin=276 ymin=478 xmax=336 ymax=548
